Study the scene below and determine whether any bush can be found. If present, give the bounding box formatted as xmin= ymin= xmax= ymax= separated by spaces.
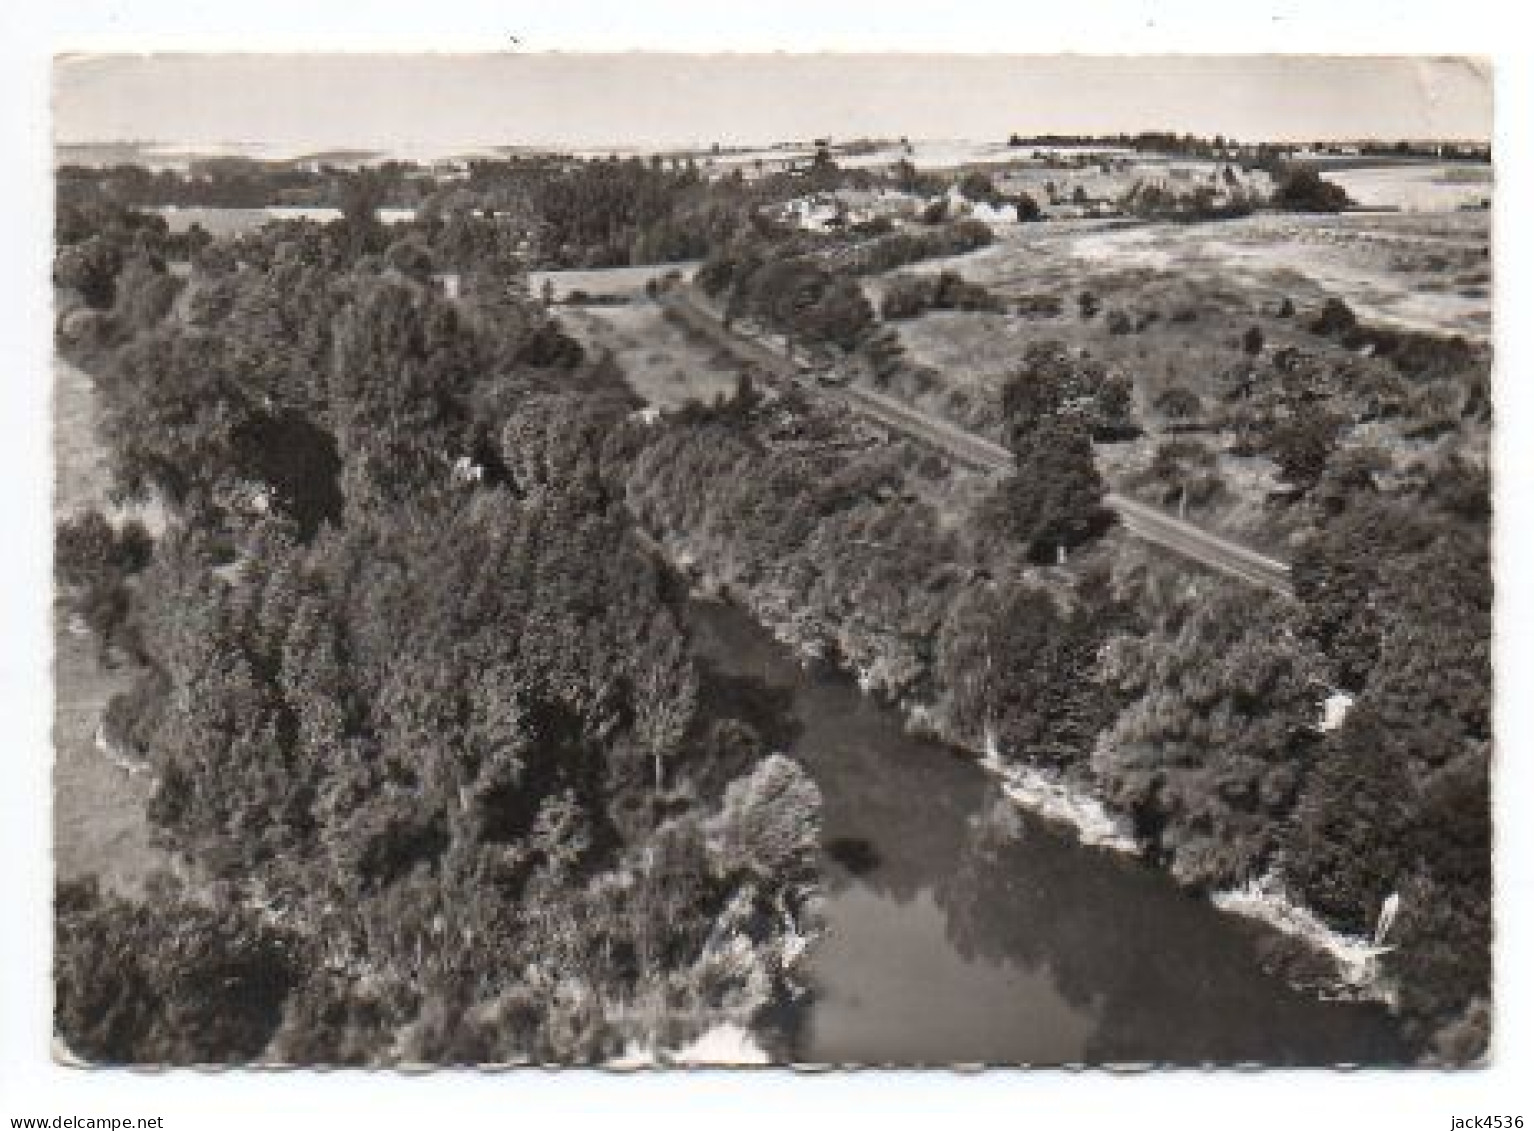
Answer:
xmin=1016 ymin=293 xmax=1063 ymax=318
xmin=879 ymin=274 xmax=932 ymax=321
xmin=957 ymin=170 xmax=1001 ymax=205
xmin=851 ymin=215 xmax=894 ymax=237
xmin=1311 ymin=297 xmax=1358 ymax=336
xmin=1153 ymin=386 xmax=1203 ymax=423
xmin=1142 ymin=439 xmax=1223 ymax=509
xmin=54 ymin=236 xmax=123 ymax=310
xmin=879 ymin=270 xmax=1000 ymax=321
xmin=55 ymin=512 xmax=153 ymax=657
xmin=56 ymin=879 xmax=300 ymax=1064
xmin=1270 ymin=166 xmax=1352 ymax=213
xmin=1121 ymin=180 xmax=1256 ymax=222
xmin=850 ymin=220 xmax=994 ymax=275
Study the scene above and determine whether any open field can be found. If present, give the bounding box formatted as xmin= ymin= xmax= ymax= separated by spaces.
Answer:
xmin=1324 ymin=162 xmax=1493 ymax=212
xmin=855 ymin=206 xmax=1489 ymax=544
xmin=53 ymin=357 xmax=116 ymax=517
xmin=556 ymin=297 xmax=742 ymax=408
xmin=530 ymin=261 xmax=699 ymax=302
xmin=527 ymin=263 xmax=748 ymax=408
xmin=685 ymin=138 xmax=1096 ymax=176
xmin=53 ymin=357 xmax=167 ymax=896
xmin=901 ymin=210 xmax=1491 ymax=340
xmin=153 ymin=205 xmax=416 ymax=236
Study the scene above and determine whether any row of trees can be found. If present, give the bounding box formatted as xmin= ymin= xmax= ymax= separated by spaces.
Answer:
xmin=57 ymin=158 xmax=442 ymax=211
xmin=1120 ymin=179 xmax=1259 ymax=222
xmin=691 ymin=216 xmax=998 ymax=360
xmin=696 ymin=239 xmax=877 ymax=353
xmin=627 ymin=378 xmax=1120 ymax=762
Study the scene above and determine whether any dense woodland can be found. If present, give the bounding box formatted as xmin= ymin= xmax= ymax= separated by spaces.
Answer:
xmin=55 ymin=194 xmax=823 ymax=1064
xmin=54 ymin=147 xmax=1493 ymax=1064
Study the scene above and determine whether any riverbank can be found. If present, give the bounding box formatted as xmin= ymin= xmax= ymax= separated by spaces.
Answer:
xmin=52 ymin=356 xmax=171 ymax=897
xmin=652 ymin=523 xmax=1401 ymax=1024
xmin=683 ymin=590 xmax=1407 ymax=1065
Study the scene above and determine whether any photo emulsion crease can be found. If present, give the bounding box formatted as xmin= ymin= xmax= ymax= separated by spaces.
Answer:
xmin=47 ymin=53 xmax=1493 ymax=1068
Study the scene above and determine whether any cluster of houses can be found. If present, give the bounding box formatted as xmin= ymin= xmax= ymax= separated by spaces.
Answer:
xmin=766 ymin=184 xmax=1023 ymax=233
xmin=763 ymin=156 xmax=1277 ymax=232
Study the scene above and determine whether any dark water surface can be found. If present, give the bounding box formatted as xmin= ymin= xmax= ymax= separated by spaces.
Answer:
xmin=687 ymin=597 xmax=1408 ymax=1067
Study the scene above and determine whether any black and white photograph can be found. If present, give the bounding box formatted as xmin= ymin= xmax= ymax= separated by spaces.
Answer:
xmin=4 ymin=4 xmax=1531 ymax=1124
xmin=40 ymin=49 xmax=1496 ymax=1070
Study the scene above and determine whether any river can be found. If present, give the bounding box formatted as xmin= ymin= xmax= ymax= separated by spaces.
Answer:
xmin=686 ymin=596 xmax=1408 ymax=1067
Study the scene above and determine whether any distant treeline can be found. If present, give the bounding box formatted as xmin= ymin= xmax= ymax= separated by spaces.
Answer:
xmin=56 ymin=158 xmax=443 ymax=210
xmin=1006 ymin=131 xmax=1490 ymax=162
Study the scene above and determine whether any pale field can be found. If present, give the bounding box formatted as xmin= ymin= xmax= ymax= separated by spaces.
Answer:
xmin=557 ymin=298 xmax=742 ymax=409
xmin=864 ymin=205 xmax=1489 ymax=545
xmin=532 ymin=262 xmax=747 ymax=408
xmin=153 ymin=205 xmax=416 ymax=236
xmin=1324 ymin=163 xmax=1493 ymax=212
xmin=530 ymin=261 xmax=699 ymax=302
xmin=898 ymin=208 xmax=1491 ymax=342
xmin=53 ymin=357 xmax=169 ymax=896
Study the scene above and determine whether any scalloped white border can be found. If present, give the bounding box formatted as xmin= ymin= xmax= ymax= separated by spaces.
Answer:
xmin=3 ymin=5 xmax=1529 ymax=1127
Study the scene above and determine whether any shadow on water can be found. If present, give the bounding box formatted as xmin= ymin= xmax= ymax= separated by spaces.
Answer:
xmin=825 ymin=836 xmax=882 ymax=877
xmin=686 ymin=595 xmax=1410 ymax=1067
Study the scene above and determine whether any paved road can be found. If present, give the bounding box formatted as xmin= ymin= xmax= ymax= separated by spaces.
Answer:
xmin=661 ymin=289 xmax=1295 ymax=596
xmin=1104 ymin=493 xmax=1293 ymax=594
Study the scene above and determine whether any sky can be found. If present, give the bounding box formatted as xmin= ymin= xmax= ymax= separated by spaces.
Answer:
xmin=53 ymin=54 xmax=1492 ymax=154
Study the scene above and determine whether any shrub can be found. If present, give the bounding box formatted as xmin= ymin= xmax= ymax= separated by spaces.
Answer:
xmin=1311 ymin=297 xmax=1358 ymax=336
xmin=957 ymin=170 xmax=1001 ymax=205
xmin=879 ymin=271 xmax=1000 ymax=320
xmin=880 ymin=274 xmax=933 ymax=321
xmin=1016 ymin=293 xmax=1063 ymax=318
xmin=1154 ymin=386 xmax=1203 ymax=423
xmin=1270 ymin=166 xmax=1352 ymax=213
xmin=1142 ymin=438 xmax=1223 ymax=508
xmin=56 ymin=879 xmax=300 ymax=1064
xmin=55 ymin=512 xmax=153 ymax=657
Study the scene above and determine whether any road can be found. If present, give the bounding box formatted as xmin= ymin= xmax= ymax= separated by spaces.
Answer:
xmin=660 ymin=289 xmax=1295 ymax=596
